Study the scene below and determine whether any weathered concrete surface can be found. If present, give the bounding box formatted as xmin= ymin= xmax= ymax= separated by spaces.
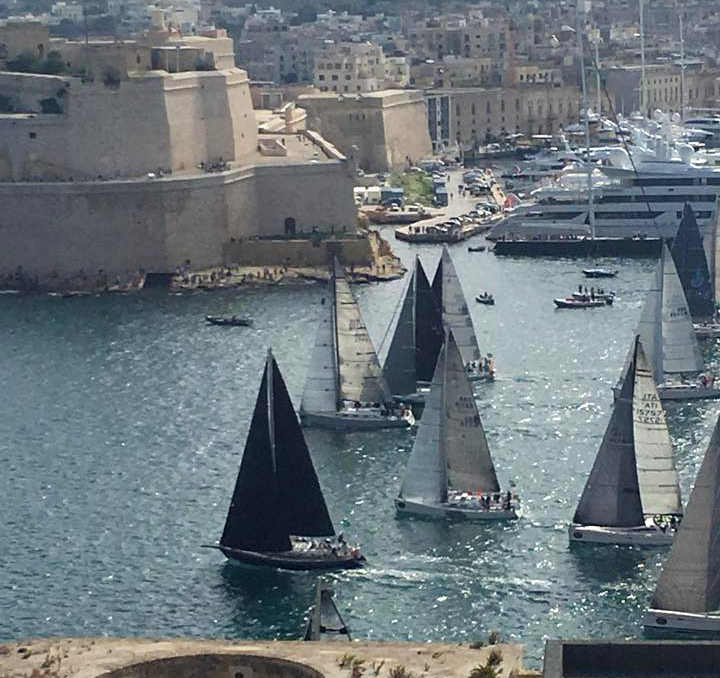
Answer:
xmin=0 ymin=639 xmax=536 ymax=678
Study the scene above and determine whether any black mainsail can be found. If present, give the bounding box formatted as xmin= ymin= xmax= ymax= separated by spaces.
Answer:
xmin=670 ymin=203 xmax=716 ymax=322
xmin=221 ymin=351 xmax=335 ymax=553
xmin=383 ymin=256 xmax=444 ymax=394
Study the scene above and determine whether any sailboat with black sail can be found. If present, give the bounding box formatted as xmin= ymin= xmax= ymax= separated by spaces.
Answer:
xmin=432 ymin=246 xmax=494 ymax=382
xmin=644 ymin=412 xmax=720 ymax=632
xmin=671 ymin=203 xmax=720 ymax=338
xmin=204 ymin=349 xmax=365 ymax=570
xmin=570 ymin=336 xmax=683 ymax=545
xmin=382 ymin=255 xmax=444 ymax=406
xmin=394 ymin=329 xmax=519 ymax=520
xmin=300 ymin=259 xmax=414 ymax=430
xmin=633 ymin=242 xmax=720 ymax=401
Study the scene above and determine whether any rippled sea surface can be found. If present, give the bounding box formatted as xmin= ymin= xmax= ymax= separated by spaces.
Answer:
xmin=1 ymin=233 xmax=718 ymax=667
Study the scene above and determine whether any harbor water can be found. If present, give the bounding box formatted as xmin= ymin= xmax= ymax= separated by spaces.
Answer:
xmin=1 ymin=235 xmax=718 ymax=667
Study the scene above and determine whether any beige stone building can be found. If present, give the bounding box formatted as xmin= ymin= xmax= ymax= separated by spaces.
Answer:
xmin=314 ymin=42 xmax=387 ymax=93
xmin=0 ymin=28 xmax=357 ymax=284
xmin=299 ymin=89 xmax=433 ymax=172
xmin=426 ymin=85 xmax=581 ymax=150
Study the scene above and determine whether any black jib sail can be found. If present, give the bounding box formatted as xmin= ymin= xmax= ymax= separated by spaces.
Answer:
xmin=670 ymin=203 xmax=716 ymax=321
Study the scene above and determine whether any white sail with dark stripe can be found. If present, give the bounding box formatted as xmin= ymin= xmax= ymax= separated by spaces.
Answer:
xmin=650 ymin=414 xmax=720 ymax=614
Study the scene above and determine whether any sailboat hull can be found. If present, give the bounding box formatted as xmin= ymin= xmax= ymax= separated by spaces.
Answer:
xmin=218 ymin=545 xmax=365 ymax=571
xmin=568 ymin=523 xmax=674 ymax=546
xmin=394 ymin=497 xmax=518 ymax=520
xmin=300 ymin=409 xmax=412 ymax=431
xmin=644 ymin=609 xmax=720 ymax=634
xmin=658 ymin=384 xmax=720 ymax=401
xmin=694 ymin=323 xmax=720 ymax=339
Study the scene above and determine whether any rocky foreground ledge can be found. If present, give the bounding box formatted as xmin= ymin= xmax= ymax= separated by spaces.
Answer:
xmin=0 ymin=639 xmax=536 ymax=678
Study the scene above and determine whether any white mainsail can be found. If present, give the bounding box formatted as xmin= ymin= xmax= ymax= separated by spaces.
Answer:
xmin=637 ymin=244 xmax=702 ymax=383
xmin=636 ymin=257 xmax=664 ymax=382
xmin=650 ymin=414 xmax=720 ymax=614
xmin=334 ymin=262 xmax=391 ymax=404
xmin=632 ymin=339 xmax=683 ymax=516
xmin=399 ymin=335 xmax=448 ymax=504
xmin=661 ymin=244 xmax=703 ymax=376
xmin=301 ymin=292 xmax=339 ymax=414
xmin=435 ymin=246 xmax=481 ymax=365
xmin=713 ymin=196 xmax=720 ymax=307
xmin=444 ymin=330 xmax=499 ymax=493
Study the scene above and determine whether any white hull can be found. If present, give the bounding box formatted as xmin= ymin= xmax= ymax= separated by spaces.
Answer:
xmin=568 ymin=523 xmax=674 ymax=546
xmin=395 ymin=497 xmax=518 ymax=520
xmin=613 ymin=383 xmax=720 ymax=402
xmin=467 ymin=372 xmax=495 ymax=383
xmin=300 ymin=409 xmax=412 ymax=431
xmin=658 ymin=384 xmax=720 ymax=401
xmin=694 ymin=323 xmax=720 ymax=339
xmin=644 ymin=608 xmax=720 ymax=633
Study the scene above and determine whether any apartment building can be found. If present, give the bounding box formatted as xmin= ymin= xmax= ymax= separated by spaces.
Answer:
xmin=314 ymin=42 xmax=386 ymax=93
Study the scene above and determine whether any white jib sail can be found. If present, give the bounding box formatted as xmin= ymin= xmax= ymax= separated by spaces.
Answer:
xmin=444 ymin=331 xmax=500 ymax=493
xmin=632 ymin=339 xmax=683 ymax=516
xmin=334 ymin=266 xmax=391 ymax=404
xmin=439 ymin=247 xmax=481 ymax=365
xmin=661 ymin=243 xmax=703 ymax=376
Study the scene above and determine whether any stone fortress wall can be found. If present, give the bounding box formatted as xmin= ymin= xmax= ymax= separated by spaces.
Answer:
xmin=0 ymin=68 xmax=257 ymax=181
xmin=0 ymin=153 xmax=356 ymax=282
xmin=298 ymin=89 xmax=433 ymax=173
xmin=0 ymin=61 xmax=357 ymax=283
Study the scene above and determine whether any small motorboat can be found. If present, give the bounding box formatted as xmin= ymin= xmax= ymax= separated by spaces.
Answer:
xmin=205 ymin=315 xmax=253 ymax=327
xmin=554 ymin=296 xmax=609 ymax=309
xmin=582 ymin=268 xmax=618 ymax=278
xmin=572 ymin=290 xmax=615 ymax=304
xmin=468 ymin=245 xmax=486 ymax=252
xmin=475 ymin=293 xmax=495 ymax=305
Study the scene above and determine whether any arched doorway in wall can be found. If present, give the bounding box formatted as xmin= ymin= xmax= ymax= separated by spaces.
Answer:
xmin=284 ymin=217 xmax=296 ymax=235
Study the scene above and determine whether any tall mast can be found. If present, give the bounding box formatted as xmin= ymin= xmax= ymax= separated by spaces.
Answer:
xmin=331 ymin=262 xmax=342 ymax=412
xmin=440 ymin=334 xmax=448 ymax=494
xmin=576 ymin=1 xmax=595 ymax=239
xmin=678 ymin=5 xmax=685 ymax=119
xmin=595 ymin=40 xmax=601 ymax=116
xmin=267 ymin=349 xmax=276 ymax=472
xmin=639 ymin=0 xmax=646 ymax=117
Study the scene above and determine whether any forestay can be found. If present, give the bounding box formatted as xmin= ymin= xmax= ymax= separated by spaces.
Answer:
xmin=573 ymin=337 xmax=644 ymax=528
xmin=650 ymin=414 xmax=720 ymax=614
xmin=444 ymin=331 xmax=499 ymax=493
xmin=432 ymin=247 xmax=481 ymax=365
xmin=334 ymin=262 xmax=391 ymax=404
xmin=399 ymin=337 xmax=448 ymax=504
xmin=661 ymin=243 xmax=703 ymax=376
xmin=632 ymin=340 xmax=683 ymax=516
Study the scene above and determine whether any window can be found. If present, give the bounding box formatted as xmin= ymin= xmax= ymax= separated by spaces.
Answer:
xmin=345 ymin=74 xmax=351 ymax=80
xmin=471 ymin=103 xmax=476 ymax=115
xmin=318 ymin=74 xmax=325 ymax=81
xmin=331 ymin=74 xmax=338 ymax=81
